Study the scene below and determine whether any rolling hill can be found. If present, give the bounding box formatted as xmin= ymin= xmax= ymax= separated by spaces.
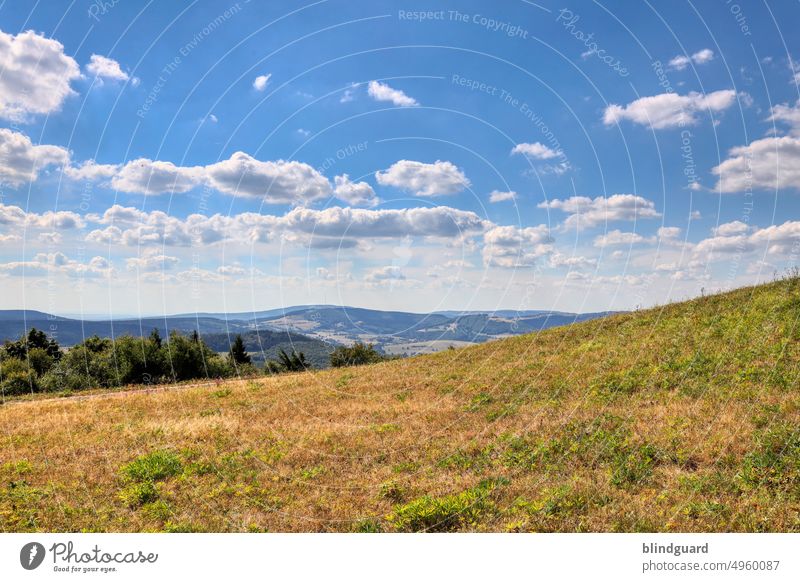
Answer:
xmin=1 ymin=278 xmax=799 ymax=532
xmin=0 ymin=306 xmax=613 ymax=360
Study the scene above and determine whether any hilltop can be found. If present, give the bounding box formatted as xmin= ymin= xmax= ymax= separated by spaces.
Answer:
xmin=1 ymin=278 xmax=799 ymax=532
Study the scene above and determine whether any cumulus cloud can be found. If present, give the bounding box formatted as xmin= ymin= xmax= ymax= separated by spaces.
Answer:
xmin=0 ymin=128 xmax=69 ymax=187
xmin=364 ymin=265 xmax=406 ymax=282
xmin=0 ymin=29 xmax=81 ymax=121
xmin=367 ymin=81 xmax=418 ymax=107
xmin=0 ymin=252 xmax=113 ymax=278
xmin=332 ymin=174 xmax=379 ymax=207
xmin=126 ymin=250 xmax=180 ymax=272
xmin=489 ymin=190 xmax=517 ymax=203
xmin=253 ymin=74 xmax=271 ymax=91
xmin=668 ymin=48 xmax=715 ymax=71
xmin=0 ymin=202 xmax=84 ymax=230
xmin=712 ymin=137 xmax=800 ymax=192
xmin=63 ymin=160 xmax=119 ymax=181
xmin=86 ymin=54 xmax=132 ymax=82
xmin=375 ymin=160 xmax=470 ymax=197
xmin=538 ymin=194 xmax=661 ymax=230
xmin=767 ymin=100 xmax=800 ymax=136
xmin=82 ymin=204 xmax=487 ymax=249
xmin=593 ymin=230 xmax=651 ymax=248
xmin=694 ymin=220 xmax=800 ymax=258
xmin=511 ymin=142 xmax=559 ymax=159
xmin=206 ymin=153 xmax=331 ymax=203
xmin=111 ymin=158 xmax=205 ymax=195
xmin=482 ymin=225 xmax=553 ymax=268
xmin=603 ymin=90 xmax=737 ymax=129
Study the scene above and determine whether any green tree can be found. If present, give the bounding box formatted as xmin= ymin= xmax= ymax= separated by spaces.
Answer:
xmin=228 ymin=334 xmax=251 ymax=366
xmin=267 ymin=349 xmax=310 ymax=373
xmin=329 ymin=342 xmax=386 ymax=368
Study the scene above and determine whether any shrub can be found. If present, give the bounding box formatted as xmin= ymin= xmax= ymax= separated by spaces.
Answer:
xmin=329 ymin=342 xmax=386 ymax=368
xmin=266 ymin=349 xmax=310 ymax=373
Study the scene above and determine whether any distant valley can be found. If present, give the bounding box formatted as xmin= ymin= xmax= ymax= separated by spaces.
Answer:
xmin=0 ymin=306 xmax=615 ymax=366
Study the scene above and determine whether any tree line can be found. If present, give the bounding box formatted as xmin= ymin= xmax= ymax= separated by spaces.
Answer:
xmin=0 ymin=328 xmax=390 ymax=396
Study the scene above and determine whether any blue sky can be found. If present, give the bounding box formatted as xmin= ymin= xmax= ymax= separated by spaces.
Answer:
xmin=1 ymin=0 xmax=799 ymax=316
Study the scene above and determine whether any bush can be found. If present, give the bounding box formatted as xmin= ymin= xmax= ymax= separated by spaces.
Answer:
xmin=329 ymin=342 xmax=387 ymax=368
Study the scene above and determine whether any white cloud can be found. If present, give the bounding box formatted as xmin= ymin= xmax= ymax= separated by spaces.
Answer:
xmin=768 ymin=100 xmax=800 ymax=136
xmin=0 ymin=202 xmax=84 ymax=230
xmin=0 ymin=128 xmax=69 ymax=187
xmin=367 ymin=80 xmax=418 ymax=107
xmin=126 ymin=250 xmax=180 ymax=272
xmin=603 ymin=90 xmax=737 ymax=129
xmin=538 ymin=194 xmax=661 ymax=230
xmin=86 ymin=54 xmax=131 ymax=82
xmin=111 ymin=158 xmax=205 ymax=195
xmin=712 ymin=136 xmax=800 ymax=192
xmin=205 ymin=152 xmax=331 ymax=203
xmin=0 ymin=252 xmax=113 ymax=278
xmin=333 ymin=174 xmax=379 ymax=207
xmin=365 ymin=265 xmax=405 ymax=282
xmin=593 ymin=230 xmax=650 ymax=248
xmin=489 ymin=190 xmax=517 ymax=203
xmin=482 ymin=225 xmax=553 ymax=268
xmin=712 ymin=221 xmax=749 ymax=237
xmin=63 ymin=160 xmax=119 ymax=181
xmin=668 ymin=48 xmax=715 ymax=71
xmin=375 ymin=160 xmax=470 ymax=197
xmin=511 ymin=142 xmax=559 ymax=159
xmin=82 ymin=204 xmax=486 ymax=249
xmin=694 ymin=220 xmax=800 ymax=258
xmin=657 ymin=226 xmax=682 ymax=239
xmin=253 ymin=74 xmax=271 ymax=91
xmin=0 ymin=29 xmax=81 ymax=121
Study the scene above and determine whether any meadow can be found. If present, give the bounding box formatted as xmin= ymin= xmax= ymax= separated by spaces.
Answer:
xmin=1 ymin=277 xmax=799 ymax=532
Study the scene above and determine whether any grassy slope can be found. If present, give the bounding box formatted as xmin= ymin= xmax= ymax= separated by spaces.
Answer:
xmin=2 ymin=278 xmax=800 ymax=532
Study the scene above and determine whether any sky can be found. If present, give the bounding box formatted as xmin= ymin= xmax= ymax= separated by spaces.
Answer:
xmin=1 ymin=0 xmax=799 ymax=317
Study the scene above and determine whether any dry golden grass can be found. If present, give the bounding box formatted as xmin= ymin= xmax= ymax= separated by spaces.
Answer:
xmin=2 ymin=278 xmax=800 ymax=532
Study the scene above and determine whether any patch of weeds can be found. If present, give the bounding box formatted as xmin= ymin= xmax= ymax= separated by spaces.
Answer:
xmin=379 ymin=480 xmax=406 ymax=503
xmin=374 ymin=423 xmax=400 ymax=434
xmin=610 ymin=443 xmax=660 ymax=488
xmin=392 ymin=461 xmax=419 ymax=474
xmin=142 ymin=499 xmax=172 ymax=521
xmin=1 ymin=460 xmax=32 ymax=475
xmin=299 ymin=465 xmax=325 ymax=481
xmin=352 ymin=518 xmax=384 ymax=532
xmin=118 ymin=450 xmax=183 ymax=508
xmin=590 ymin=366 xmax=649 ymax=398
xmin=119 ymin=481 xmax=159 ymax=508
xmin=682 ymin=501 xmax=729 ymax=520
xmin=121 ymin=450 xmax=183 ymax=483
xmin=387 ymin=478 xmax=505 ymax=532
xmin=486 ymin=403 xmax=518 ymax=422
xmin=211 ymin=388 xmax=232 ymax=398
xmin=199 ymin=408 xmax=221 ymax=418
xmin=750 ymin=404 xmax=781 ymax=429
xmin=465 ymin=392 xmax=493 ymax=412
xmin=438 ymin=444 xmax=495 ymax=472
xmin=163 ymin=521 xmax=204 ymax=533
xmin=335 ymin=373 xmax=353 ymax=388
xmin=738 ymin=423 xmax=800 ymax=494
xmin=394 ymin=390 xmax=410 ymax=402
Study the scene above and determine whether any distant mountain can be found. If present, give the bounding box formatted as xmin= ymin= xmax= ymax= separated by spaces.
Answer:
xmin=0 ymin=305 xmax=616 ymax=359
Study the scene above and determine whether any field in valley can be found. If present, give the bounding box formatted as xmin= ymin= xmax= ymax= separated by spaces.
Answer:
xmin=2 ymin=278 xmax=800 ymax=532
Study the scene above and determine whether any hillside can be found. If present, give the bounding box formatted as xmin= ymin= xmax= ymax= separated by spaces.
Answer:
xmin=1 ymin=278 xmax=799 ymax=532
